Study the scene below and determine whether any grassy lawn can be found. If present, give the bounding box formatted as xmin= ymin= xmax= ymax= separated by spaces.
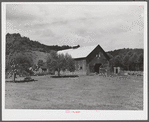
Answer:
xmin=5 ymin=75 xmax=143 ymax=110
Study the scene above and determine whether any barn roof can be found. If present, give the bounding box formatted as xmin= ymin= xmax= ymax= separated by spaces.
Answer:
xmin=58 ymin=45 xmax=106 ymax=59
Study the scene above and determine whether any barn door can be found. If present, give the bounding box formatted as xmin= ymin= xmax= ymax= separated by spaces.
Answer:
xmin=116 ymin=68 xmax=118 ymax=73
xmin=94 ymin=63 xmax=102 ymax=73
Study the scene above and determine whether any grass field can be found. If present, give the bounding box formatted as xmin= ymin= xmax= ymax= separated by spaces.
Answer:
xmin=5 ymin=75 xmax=143 ymax=110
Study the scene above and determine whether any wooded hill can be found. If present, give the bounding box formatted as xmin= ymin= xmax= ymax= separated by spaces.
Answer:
xmin=107 ymin=48 xmax=143 ymax=58
xmin=107 ymin=48 xmax=143 ymax=71
xmin=6 ymin=33 xmax=80 ymax=55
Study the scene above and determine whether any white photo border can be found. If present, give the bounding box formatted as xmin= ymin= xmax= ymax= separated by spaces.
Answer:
xmin=2 ymin=1 xmax=148 ymax=120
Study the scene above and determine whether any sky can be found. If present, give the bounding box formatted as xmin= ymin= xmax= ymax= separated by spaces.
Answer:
xmin=6 ymin=3 xmax=145 ymax=51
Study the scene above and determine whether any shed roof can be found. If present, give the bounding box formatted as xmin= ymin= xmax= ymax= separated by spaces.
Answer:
xmin=57 ymin=45 xmax=98 ymax=59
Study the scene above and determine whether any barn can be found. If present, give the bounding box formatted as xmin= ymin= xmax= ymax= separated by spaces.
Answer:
xmin=58 ymin=45 xmax=110 ymax=75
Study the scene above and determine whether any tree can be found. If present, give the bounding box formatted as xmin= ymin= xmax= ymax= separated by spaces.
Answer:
xmin=138 ymin=53 xmax=143 ymax=70
xmin=113 ymin=55 xmax=122 ymax=67
xmin=6 ymin=52 xmax=33 ymax=82
xmin=65 ymin=53 xmax=75 ymax=72
xmin=129 ymin=53 xmax=138 ymax=70
xmin=122 ymin=55 xmax=130 ymax=70
xmin=38 ymin=60 xmax=44 ymax=68
xmin=47 ymin=51 xmax=75 ymax=76
xmin=138 ymin=53 xmax=143 ymax=64
xmin=107 ymin=53 xmax=114 ymax=72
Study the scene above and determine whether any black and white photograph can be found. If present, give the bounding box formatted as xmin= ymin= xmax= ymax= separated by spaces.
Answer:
xmin=2 ymin=2 xmax=147 ymax=120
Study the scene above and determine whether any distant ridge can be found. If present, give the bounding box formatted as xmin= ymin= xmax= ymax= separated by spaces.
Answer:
xmin=107 ymin=48 xmax=143 ymax=57
xmin=6 ymin=33 xmax=79 ymax=55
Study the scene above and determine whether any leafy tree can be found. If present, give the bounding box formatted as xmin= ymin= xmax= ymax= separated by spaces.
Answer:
xmin=6 ymin=52 xmax=33 ymax=82
xmin=65 ymin=53 xmax=75 ymax=72
xmin=113 ymin=55 xmax=122 ymax=67
xmin=137 ymin=53 xmax=143 ymax=71
xmin=47 ymin=51 xmax=75 ymax=76
xmin=138 ymin=53 xmax=143 ymax=64
xmin=129 ymin=53 xmax=138 ymax=70
xmin=107 ymin=53 xmax=114 ymax=72
xmin=122 ymin=55 xmax=130 ymax=70
xmin=38 ymin=60 xmax=44 ymax=68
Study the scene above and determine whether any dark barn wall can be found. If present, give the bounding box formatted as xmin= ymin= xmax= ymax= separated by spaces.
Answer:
xmin=87 ymin=54 xmax=108 ymax=73
xmin=73 ymin=45 xmax=110 ymax=75
xmin=86 ymin=45 xmax=109 ymax=74
xmin=86 ymin=45 xmax=110 ymax=64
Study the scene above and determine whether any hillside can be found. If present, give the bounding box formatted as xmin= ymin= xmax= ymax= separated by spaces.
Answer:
xmin=107 ymin=48 xmax=143 ymax=57
xmin=6 ymin=33 xmax=81 ymax=65
xmin=6 ymin=33 xmax=80 ymax=55
xmin=23 ymin=51 xmax=49 ymax=64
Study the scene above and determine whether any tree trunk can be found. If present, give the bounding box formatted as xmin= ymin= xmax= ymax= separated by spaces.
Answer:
xmin=13 ymin=72 xmax=16 ymax=82
xmin=58 ymin=69 xmax=60 ymax=76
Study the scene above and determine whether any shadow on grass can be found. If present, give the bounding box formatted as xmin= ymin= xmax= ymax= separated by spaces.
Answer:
xmin=6 ymin=79 xmax=38 ymax=83
xmin=51 ymin=75 xmax=79 ymax=78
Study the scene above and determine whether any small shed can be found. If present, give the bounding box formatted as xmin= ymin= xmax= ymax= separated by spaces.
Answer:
xmin=114 ymin=67 xmax=120 ymax=74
